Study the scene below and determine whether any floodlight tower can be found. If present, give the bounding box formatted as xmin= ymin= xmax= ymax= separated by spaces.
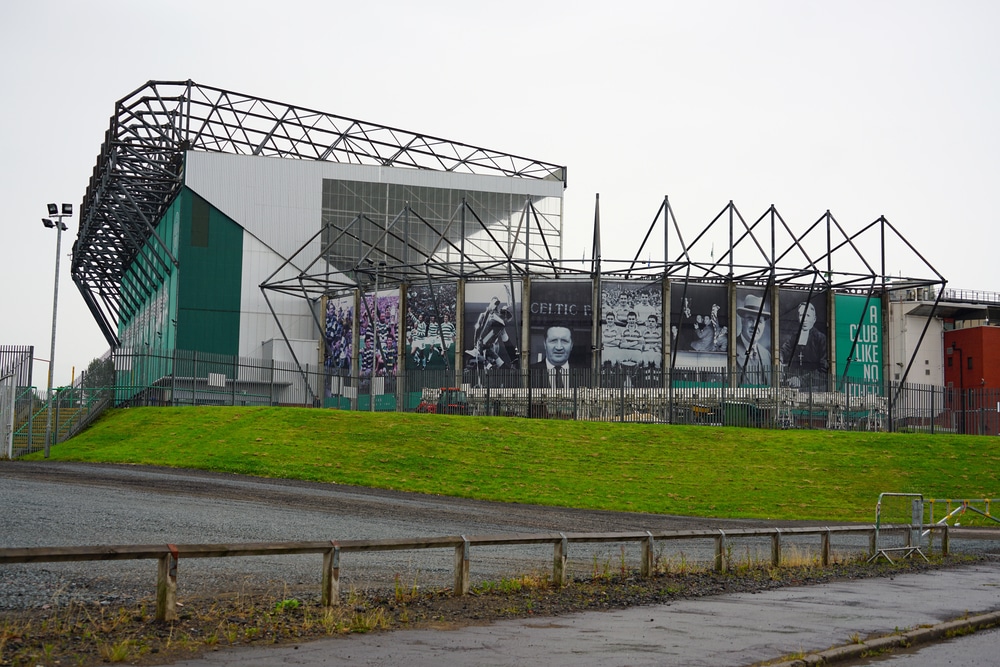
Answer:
xmin=40 ymin=203 xmax=72 ymax=458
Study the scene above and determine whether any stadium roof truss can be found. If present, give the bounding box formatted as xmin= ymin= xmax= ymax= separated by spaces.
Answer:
xmin=617 ymin=196 xmax=948 ymax=389
xmin=72 ymin=80 xmax=568 ymax=348
xmin=265 ymin=192 xmax=946 ymax=389
xmin=270 ymin=193 xmax=947 ymax=299
xmin=75 ymin=81 xmax=948 ymax=392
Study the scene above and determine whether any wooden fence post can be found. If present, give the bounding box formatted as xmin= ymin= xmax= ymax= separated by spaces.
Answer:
xmin=156 ymin=545 xmax=178 ymax=622
xmin=453 ymin=536 xmax=470 ymax=596
xmin=714 ymin=530 xmax=727 ymax=573
xmin=771 ymin=528 xmax=782 ymax=567
xmin=640 ymin=531 xmax=655 ymax=577
xmin=553 ymin=533 xmax=568 ymax=587
xmin=821 ymin=529 xmax=831 ymax=567
xmin=322 ymin=543 xmax=340 ymax=607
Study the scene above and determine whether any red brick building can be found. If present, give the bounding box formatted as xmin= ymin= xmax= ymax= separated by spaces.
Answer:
xmin=943 ymin=326 xmax=1000 ymax=434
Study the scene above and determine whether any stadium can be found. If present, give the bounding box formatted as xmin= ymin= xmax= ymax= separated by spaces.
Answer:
xmin=9 ymin=79 xmax=996 ymax=457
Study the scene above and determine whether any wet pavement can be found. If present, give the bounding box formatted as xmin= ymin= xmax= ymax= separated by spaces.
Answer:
xmin=837 ymin=626 xmax=1000 ymax=666
xmin=166 ymin=561 xmax=1000 ymax=667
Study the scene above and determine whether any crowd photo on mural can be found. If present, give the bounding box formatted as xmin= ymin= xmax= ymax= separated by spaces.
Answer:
xmin=359 ymin=290 xmax=401 ymax=380
xmin=323 ymin=294 xmax=353 ymax=397
xmin=405 ymin=282 xmax=457 ymax=372
xmin=669 ymin=283 xmax=729 ymax=383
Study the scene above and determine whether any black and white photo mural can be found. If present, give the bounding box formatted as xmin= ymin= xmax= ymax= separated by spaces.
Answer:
xmin=599 ymin=281 xmax=663 ymax=371
xmin=734 ymin=287 xmax=772 ymax=386
xmin=669 ymin=282 xmax=729 ymax=369
xmin=778 ymin=290 xmax=830 ymax=390
xmin=463 ymin=280 xmax=522 ymax=387
xmin=529 ymin=281 xmax=593 ymax=388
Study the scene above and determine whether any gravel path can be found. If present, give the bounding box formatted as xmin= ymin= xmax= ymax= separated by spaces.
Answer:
xmin=0 ymin=461 xmax=990 ymax=611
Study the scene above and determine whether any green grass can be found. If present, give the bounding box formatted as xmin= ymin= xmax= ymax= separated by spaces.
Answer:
xmin=26 ymin=406 xmax=1000 ymax=522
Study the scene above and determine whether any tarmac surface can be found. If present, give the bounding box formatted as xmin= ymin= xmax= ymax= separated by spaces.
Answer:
xmin=164 ymin=560 xmax=1000 ymax=667
xmin=4 ymin=462 xmax=999 ymax=665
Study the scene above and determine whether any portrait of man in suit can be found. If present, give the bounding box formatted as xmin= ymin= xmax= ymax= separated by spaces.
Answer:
xmin=529 ymin=280 xmax=593 ymax=388
xmin=735 ymin=292 xmax=772 ymax=385
xmin=530 ymin=325 xmax=574 ymax=389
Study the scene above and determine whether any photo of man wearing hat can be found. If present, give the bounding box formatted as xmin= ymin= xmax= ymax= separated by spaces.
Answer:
xmin=736 ymin=290 xmax=772 ymax=385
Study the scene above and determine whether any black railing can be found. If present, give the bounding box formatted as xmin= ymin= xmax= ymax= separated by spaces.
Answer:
xmin=9 ymin=348 xmax=997 ymax=458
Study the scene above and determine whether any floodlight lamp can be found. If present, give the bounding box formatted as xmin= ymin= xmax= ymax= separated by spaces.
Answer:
xmin=61 ymin=203 xmax=73 ymax=215
xmin=59 ymin=222 xmax=68 ymax=231
xmin=47 ymin=203 xmax=58 ymax=216
xmin=42 ymin=218 xmax=55 ymax=229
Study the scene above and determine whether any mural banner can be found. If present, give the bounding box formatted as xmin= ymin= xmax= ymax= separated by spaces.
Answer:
xmin=463 ymin=280 xmax=522 ymax=387
xmin=668 ymin=282 xmax=729 ymax=369
xmin=734 ymin=287 xmax=772 ymax=386
xmin=529 ymin=281 xmax=593 ymax=388
xmin=600 ymin=281 xmax=662 ymax=371
xmin=323 ymin=293 xmax=354 ymax=396
xmin=778 ymin=290 xmax=830 ymax=390
xmin=359 ymin=288 xmax=400 ymax=378
xmin=404 ymin=282 xmax=457 ymax=371
xmin=835 ymin=294 xmax=883 ymax=391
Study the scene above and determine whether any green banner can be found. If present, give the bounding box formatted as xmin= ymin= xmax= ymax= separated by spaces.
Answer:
xmin=834 ymin=294 xmax=882 ymax=388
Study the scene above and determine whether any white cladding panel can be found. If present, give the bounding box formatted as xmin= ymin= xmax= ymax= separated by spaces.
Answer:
xmin=184 ymin=153 xmax=562 ymax=259
xmin=238 ymin=233 xmax=319 ymax=360
xmin=185 ymin=152 xmax=322 ymax=261
xmin=886 ymin=301 xmax=945 ymax=386
xmin=183 ymin=151 xmax=563 ymax=359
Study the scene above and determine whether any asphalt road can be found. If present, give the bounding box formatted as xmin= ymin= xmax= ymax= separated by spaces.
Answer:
xmin=1 ymin=460 xmax=823 ymax=610
xmin=4 ymin=461 xmax=1000 ymax=666
xmin=153 ymin=562 xmax=1000 ymax=667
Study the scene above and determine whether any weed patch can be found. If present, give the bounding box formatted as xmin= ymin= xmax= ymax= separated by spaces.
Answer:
xmin=1 ymin=555 xmax=977 ymax=667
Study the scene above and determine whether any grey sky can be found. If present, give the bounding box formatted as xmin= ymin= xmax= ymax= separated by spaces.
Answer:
xmin=2 ymin=0 xmax=997 ymax=386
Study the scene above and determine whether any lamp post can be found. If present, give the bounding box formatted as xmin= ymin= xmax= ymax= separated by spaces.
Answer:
xmin=41 ymin=203 xmax=72 ymax=458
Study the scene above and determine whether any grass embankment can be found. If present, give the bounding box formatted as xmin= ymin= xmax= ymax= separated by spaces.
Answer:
xmin=30 ymin=407 xmax=1000 ymax=523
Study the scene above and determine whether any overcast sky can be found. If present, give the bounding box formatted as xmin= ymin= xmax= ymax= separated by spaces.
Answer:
xmin=2 ymin=0 xmax=998 ymax=386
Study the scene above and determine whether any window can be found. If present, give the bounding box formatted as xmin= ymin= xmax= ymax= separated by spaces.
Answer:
xmin=191 ymin=196 xmax=209 ymax=247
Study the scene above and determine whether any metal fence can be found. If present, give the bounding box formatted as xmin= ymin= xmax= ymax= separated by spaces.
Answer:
xmin=9 ymin=385 xmax=113 ymax=458
xmin=106 ymin=348 xmax=1000 ymax=434
xmin=6 ymin=347 xmax=997 ymax=457
xmin=2 ymin=347 xmax=36 ymax=459
xmin=0 ymin=523 xmax=947 ymax=622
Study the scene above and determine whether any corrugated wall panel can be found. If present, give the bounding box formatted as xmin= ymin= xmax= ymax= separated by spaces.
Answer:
xmin=184 ymin=151 xmax=564 ymax=360
xmin=185 ymin=153 xmax=563 ymax=262
xmin=238 ymin=234 xmax=319 ymax=359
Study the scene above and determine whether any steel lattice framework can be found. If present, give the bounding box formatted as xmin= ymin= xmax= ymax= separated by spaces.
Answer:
xmin=72 ymin=80 xmax=567 ymax=347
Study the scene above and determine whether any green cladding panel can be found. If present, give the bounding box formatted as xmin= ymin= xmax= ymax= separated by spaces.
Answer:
xmin=175 ymin=189 xmax=244 ymax=356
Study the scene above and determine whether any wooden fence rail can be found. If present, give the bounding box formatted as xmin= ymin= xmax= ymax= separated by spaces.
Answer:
xmin=0 ymin=524 xmax=948 ymax=622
